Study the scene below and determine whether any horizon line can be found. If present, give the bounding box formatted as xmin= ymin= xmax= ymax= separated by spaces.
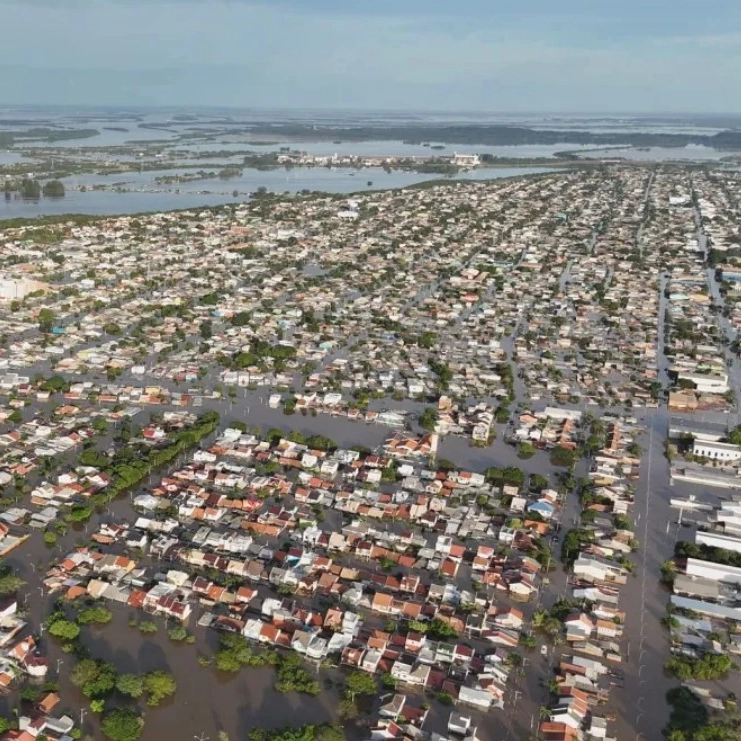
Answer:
xmin=1 ymin=104 xmax=741 ymax=119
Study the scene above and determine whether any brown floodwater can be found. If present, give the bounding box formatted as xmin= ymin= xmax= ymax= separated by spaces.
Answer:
xmin=49 ymin=610 xmax=343 ymax=740
xmin=0 ymin=395 xmax=542 ymax=740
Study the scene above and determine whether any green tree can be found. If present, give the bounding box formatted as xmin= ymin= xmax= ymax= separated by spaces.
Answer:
xmin=78 ymin=607 xmax=113 ymax=625
xmin=82 ymin=662 xmax=116 ymax=699
xmin=167 ymin=624 xmax=188 ymax=642
xmin=20 ymin=178 xmax=41 ymax=199
xmin=231 ymin=311 xmax=251 ymax=327
xmin=529 ymin=474 xmax=549 ymax=492
xmin=520 ymin=633 xmax=537 ymax=649
xmin=417 ymin=331 xmax=438 ymax=349
xmin=315 ymin=726 xmax=345 ymax=741
xmin=70 ymin=658 xmax=100 ymax=688
xmin=337 ymin=699 xmax=359 ymax=720
xmin=101 ymin=708 xmax=144 ymax=741
xmin=518 ymin=441 xmax=536 ymax=458
xmin=143 ymin=670 xmax=177 ymax=706
xmin=304 ymin=435 xmax=337 ymax=451
xmin=39 ymin=374 xmax=68 ymax=393
xmin=42 ymin=180 xmax=65 ymax=198
xmin=37 ymin=308 xmax=55 ymax=333
xmin=48 ymin=620 xmax=80 ymax=641
xmin=495 ymin=406 xmax=510 ymax=423
xmin=115 ymin=673 xmax=144 ymax=699
xmin=502 ymin=466 xmax=526 ymax=486
xmin=665 ymin=654 xmax=733 ymax=681
xmin=199 ymin=292 xmax=219 ymax=306
xmin=661 ymin=560 xmax=677 ymax=585
xmin=419 ymin=407 xmax=438 ymax=430
xmin=43 ymin=531 xmax=57 ymax=545
xmin=427 ymin=618 xmax=459 ymax=640
xmin=92 ymin=417 xmax=109 ymax=435
xmin=274 ymin=652 xmax=320 ymax=695
xmin=408 ymin=619 xmax=428 ymax=633
xmin=344 ymin=671 xmax=377 ymax=700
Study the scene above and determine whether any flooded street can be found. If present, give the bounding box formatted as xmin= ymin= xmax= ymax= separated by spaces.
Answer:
xmin=0 ymin=385 xmax=551 ymax=740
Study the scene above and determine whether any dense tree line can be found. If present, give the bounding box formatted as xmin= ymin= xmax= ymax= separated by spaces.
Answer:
xmin=665 ymin=686 xmax=741 ymax=740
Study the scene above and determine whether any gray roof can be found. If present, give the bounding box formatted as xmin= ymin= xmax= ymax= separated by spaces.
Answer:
xmin=671 ymin=595 xmax=741 ymax=621
xmin=674 ymin=574 xmax=721 ymax=600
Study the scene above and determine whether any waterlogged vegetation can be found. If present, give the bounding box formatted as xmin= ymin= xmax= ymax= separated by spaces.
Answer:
xmin=664 ymin=654 xmax=734 ymax=682
xmin=70 ymin=655 xmax=177 ymax=736
xmin=209 ymin=633 xmax=319 ymax=697
xmin=75 ymin=410 xmax=220 ymax=511
xmin=275 ymin=651 xmax=321 ymax=696
xmin=214 ymin=632 xmax=278 ymax=672
xmin=664 ymin=687 xmax=741 ymax=741
xmin=249 ymin=725 xmax=345 ymax=741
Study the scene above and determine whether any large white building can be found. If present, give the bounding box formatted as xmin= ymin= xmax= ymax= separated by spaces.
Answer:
xmin=692 ymin=439 xmax=741 ymax=462
xmin=0 ymin=277 xmax=48 ymax=301
xmin=678 ymin=371 xmax=730 ymax=395
xmin=696 ymin=531 xmax=741 ymax=554
xmin=686 ymin=557 xmax=741 ymax=585
xmin=451 ymin=153 xmax=480 ymax=167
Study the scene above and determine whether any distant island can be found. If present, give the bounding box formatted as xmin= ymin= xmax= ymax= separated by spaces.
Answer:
xmin=229 ymin=123 xmax=741 ymax=150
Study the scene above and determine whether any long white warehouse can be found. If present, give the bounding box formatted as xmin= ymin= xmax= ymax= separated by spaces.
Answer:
xmin=686 ymin=557 xmax=741 ymax=585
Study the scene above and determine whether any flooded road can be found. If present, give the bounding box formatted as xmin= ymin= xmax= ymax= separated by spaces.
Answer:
xmin=0 ymin=384 xmax=556 ymax=741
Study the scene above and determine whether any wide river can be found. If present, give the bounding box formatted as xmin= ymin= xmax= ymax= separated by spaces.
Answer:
xmin=0 ymin=165 xmax=561 ymax=220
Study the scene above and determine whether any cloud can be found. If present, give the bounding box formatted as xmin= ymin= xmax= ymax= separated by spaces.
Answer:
xmin=1 ymin=0 xmax=740 ymax=110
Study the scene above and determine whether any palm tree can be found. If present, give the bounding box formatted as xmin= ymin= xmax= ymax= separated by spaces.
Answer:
xmin=532 ymin=610 xmax=547 ymax=629
xmin=539 ymin=706 xmax=551 ymax=720
xmin=544 ymin=616 xmax=562 ymax=636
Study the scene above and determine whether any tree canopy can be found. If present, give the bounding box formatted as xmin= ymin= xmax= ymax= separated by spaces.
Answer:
xmin=42 ymin=180 xmax=65 ymax=198
xmin=665 ymin=654 xmax=733 ymax=682
xmin=249 ymin=726 xmax=344 ymax=741
xmin=143 ymin=670 xmax=177 ymax=706
xmin=115 ymin=673 xmax=144 ymax=699
xmin=48 ymin=619 xmax=80 ymax=641
xmin=101 ymin=708 xmax=144 ymax=741
xmin=0 ymin=563 xmax=23 ymax=596
xmin=344 ymin=671 xmax=377 ymax=700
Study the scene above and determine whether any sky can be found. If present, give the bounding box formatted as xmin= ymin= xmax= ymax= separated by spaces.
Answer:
xmin=2 ymin=0 xmax=741 ymax=112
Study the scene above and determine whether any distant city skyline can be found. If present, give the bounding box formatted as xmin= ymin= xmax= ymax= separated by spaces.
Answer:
xmin=3 ymin=0 xmax=741 ymax=112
